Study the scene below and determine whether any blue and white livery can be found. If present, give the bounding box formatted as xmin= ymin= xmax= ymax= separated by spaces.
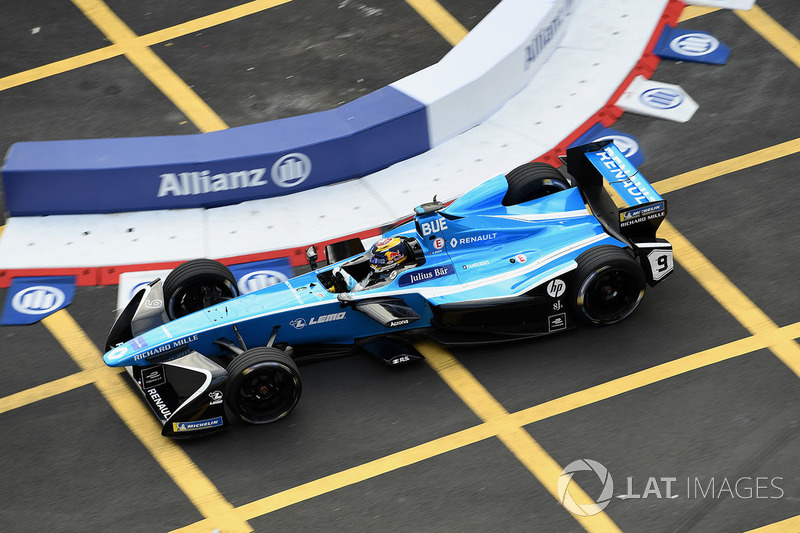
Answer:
xmin=103 ymin=141 xmax=673 ymax=438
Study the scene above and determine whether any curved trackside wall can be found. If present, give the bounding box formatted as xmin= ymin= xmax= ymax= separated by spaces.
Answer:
xmin=0 ymin=0 xmax=574 ymax=216
xmin=1 ymin=87 xmax=428 ymax=215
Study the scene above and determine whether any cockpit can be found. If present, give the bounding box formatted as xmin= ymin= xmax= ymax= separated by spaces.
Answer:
xmin=316 ymin=236 xmax=426 ymax=293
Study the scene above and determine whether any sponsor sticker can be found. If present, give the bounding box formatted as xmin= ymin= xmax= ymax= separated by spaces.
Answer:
xmin=620 ymin=202 xmax=666 ymax=227
xmin=142 ymin=365 xmax=166 ymax=388
xmin=130 ymin=336 xmax=149 ymax=350
xmin=133 ymin=334 xmax=198 ymax=362
xmin=105 ymin=345 xmax=129 ymax=363
xmin=462 ymin=260 xmax=490 ymax=270
xmin=546 ymin=279 xmax=566 ymax=298
xmin=548 ymin=313 xmax=567 ymax=332
xmin=450 ymin=233 xmax=498 ymax=249
xmin=419 ymin=218 xmax=447 ymax=236
xmin=433 ymin=237 xmax=445 ymax=250
xmin=173 ymin=416 xmax=224 ymax=432
xmin=398 ymin=265 xmax=455 ymax=287
xmin=290 ymin=312 xmax=346 ymax=329
xmin=208 ymin=390 xmax=223 ymax=405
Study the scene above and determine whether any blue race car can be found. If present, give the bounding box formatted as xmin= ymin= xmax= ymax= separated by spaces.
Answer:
xmin=103 ymin=141 xmax=674 ymax=437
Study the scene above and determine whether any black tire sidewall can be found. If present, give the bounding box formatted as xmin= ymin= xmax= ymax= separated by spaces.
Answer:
xmin=503 ymin=162 xmax=570 ymax=206
xmin=570 ymin=246 xmax=646 ymax=326
xmin=225 ymin=347 xmax=302 ymax=424
xmin=163 ymin=259 xmax=238 ymax=319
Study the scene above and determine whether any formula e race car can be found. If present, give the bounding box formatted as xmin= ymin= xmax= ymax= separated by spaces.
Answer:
xmin=103 ymin=141 xmax=674 ymax=437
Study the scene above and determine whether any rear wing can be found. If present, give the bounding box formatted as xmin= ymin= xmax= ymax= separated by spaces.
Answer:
xmin=565 ymin=140 xmax=666 ymax=243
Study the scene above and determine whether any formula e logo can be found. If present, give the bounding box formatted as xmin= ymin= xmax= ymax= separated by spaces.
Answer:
xmin=238 ymin=270 xmax=290 ymax=294
xmin=433 ymin=238 xmax=445 ymax=250
xmin=11 ymin=286 xmax=65 ymax=315
xmin=420 ymin=218 xmax=447 ymax=236
xmin=289 ymin=318 xmax=307 ymax=330
xmin=594 ymin=135 xmax=639 ymax=159
xmin=640 ymin=88 xmax=683 ymax=110
xmin=546 ymin=279 xmax=566 ymax=298
xmin=669 ymin=33 xmax=719 ymax=57
xmin=271 ymin=153 xmax=311 ymax=188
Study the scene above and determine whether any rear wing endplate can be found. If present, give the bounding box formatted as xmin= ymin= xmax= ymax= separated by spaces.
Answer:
xmin=565 ymin=140 xmax=666 ymax=242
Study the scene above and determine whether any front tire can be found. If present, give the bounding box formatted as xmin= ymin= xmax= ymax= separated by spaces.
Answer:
xmin=225 ymin=347 xmax=302 ymax=424
xmin=571 ymin=246 xmax=646 ymax=325
xmin=163 ymin=259 xmax=238 ymax=320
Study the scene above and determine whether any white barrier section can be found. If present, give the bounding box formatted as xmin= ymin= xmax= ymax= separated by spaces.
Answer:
xmin=393 ymin=0 xmax=572 ymax=147
xmin=0 ymin=0 xmax=671 ymax=271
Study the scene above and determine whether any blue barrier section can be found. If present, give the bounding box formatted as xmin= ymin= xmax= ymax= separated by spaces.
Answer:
xmin=1 ymin=87 xmax=429 ymax=216
xmin=0 ymin=276 xmax=76 ymax=325
xmin=654 ymin=27 xmax=730 ymax=65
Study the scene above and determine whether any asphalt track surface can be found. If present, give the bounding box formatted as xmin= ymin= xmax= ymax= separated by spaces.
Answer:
xmin=1 ymin=1 xmax=800 ymax=532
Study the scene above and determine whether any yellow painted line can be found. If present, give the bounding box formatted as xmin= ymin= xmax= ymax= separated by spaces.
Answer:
xmin=652 ymin=137 xmax=800 ymax=195
xmin=0 ymin=47 xmax=121 ymax=92
xmin=0 ymin=0 xmax=291 ymax=94
xmin=738 ymin=5 xmax=800 ymax=70
xmin=139 ymin=0 xmax=292 ymax=47
xmin=0 ymin=370 xmax=96 ymax=415
xmin=173 ymin=320 xmax=800 ymax=531
xmin=508 ymin=332 xmax=774 ymax=427
xmin=71 ymin=0 xmax=227 ymax=132
xmin=419 ymin=340 xmax=621 ymax=532
xmin=746 ymin=514 xmax=800 ymax=533
xmin=660 ymin=221 xmax=800 ymax=379
xmin=405 ymin=0 xmax=469 ymax=47
xmin=678 ymin=6 xmax=720 ymax=23
xmin=42 ymin=310 xmax=252 ymax=533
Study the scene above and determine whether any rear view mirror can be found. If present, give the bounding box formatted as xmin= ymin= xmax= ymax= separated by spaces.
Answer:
xmin=306 ymin=246 xmax=318 ymax=270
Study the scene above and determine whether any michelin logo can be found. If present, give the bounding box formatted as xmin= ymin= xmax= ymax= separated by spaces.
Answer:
xmin=173 ymin=417 xmax=224 ymax=432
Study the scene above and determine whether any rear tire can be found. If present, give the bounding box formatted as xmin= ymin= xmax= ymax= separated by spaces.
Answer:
xmin=502 ymin=162 xmax=570 ymax=206
xmin=571 ymin=246 xmax=646 ymax=325
xmin=163 ymin=259 xmax=238 ymax=320
xmin=225 ymin=347 xmax=302 ymax=424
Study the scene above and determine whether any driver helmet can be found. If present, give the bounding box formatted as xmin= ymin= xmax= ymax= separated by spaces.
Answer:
xmin=368 ymin=237 xmax=410 ymax=273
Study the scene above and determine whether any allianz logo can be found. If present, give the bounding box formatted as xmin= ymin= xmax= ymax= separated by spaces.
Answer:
xmin=238 ymin=270 xmax=289 ymax=294
xmin=11 ymin=286 xmax=65 ymax=315
xmin=157 ymin=153 xmax=311 ymax=197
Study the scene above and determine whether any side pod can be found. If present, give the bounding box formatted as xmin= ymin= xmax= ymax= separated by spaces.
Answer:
xmin=129 ymin=352 xmax=230 ymax=438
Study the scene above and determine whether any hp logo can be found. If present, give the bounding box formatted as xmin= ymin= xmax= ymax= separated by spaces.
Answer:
xmin=593 ymin=135 xmax=639 ymax=159
xmin=546 ymin=279 xmax=566 ymax=298
xmin=11 ymin=286 xmax=66 ymax=315
xmin=271 ymin=153 xmax=311 ymax=188
xmin=670 ymin=33 xmax=719 ymax=57
xmin=640 ymin=88 xmax=684 ymax=110
xmin=238 ymin=270 xmax=289 ymax=294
